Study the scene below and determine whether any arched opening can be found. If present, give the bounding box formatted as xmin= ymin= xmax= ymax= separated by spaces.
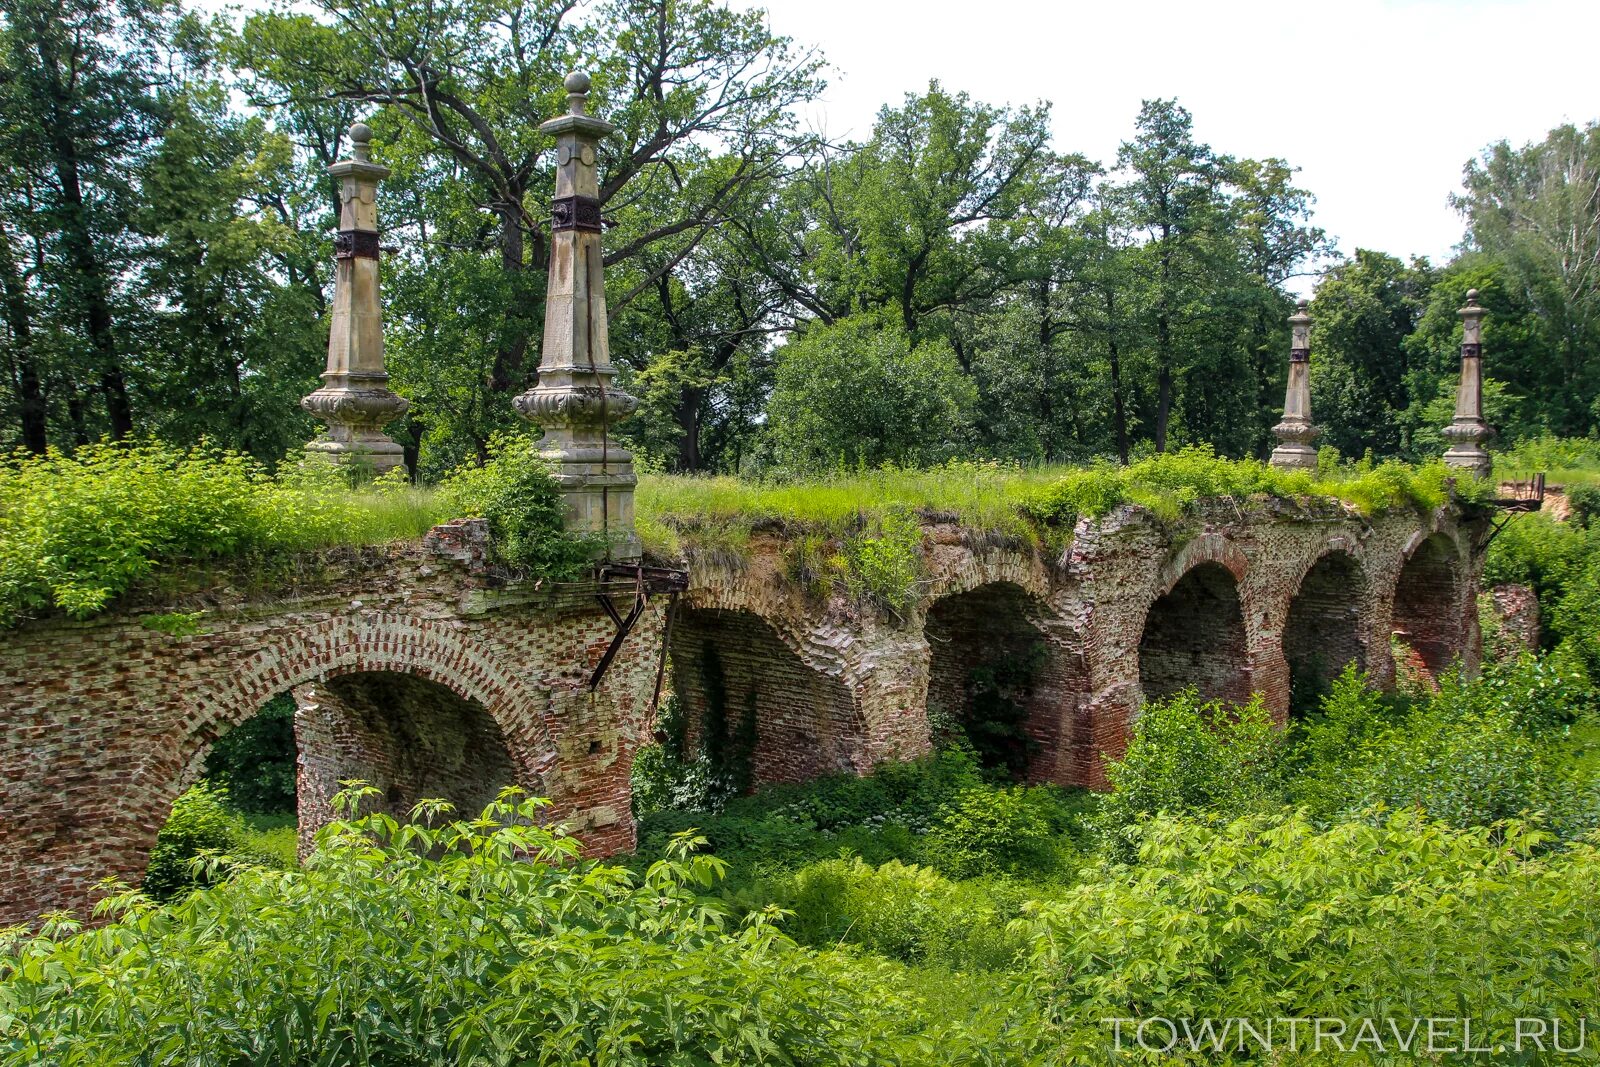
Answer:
xmin=148 ymin=671 xmax=519 ymax=899
xmin=294 ymin=671 xmax=519 ymax=828
xmin=147 ymin=693 xmax=300 ymax=901
xmin=925 ymin=582 xmax=1082 ymax=780
xmin=1283 ymin=550 xmax=1367 ymax=714
xmin=669 ymin=607 xmax=863 ymax=789
xmin=1139 ymin=561 xmax=1250 ymax=705
xmin=1392 ymin=534 xmax=1464 ymax=682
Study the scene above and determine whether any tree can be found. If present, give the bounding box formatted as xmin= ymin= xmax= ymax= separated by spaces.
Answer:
xmin=1455 ymin=121 xmax=1600 ymax=437
xmin=766 ymin=313 xmax=977 ymax=470
xmin=0 ymin=0 xmax=164 ymax=442
xmin=1309 ymin=250 xmax=1436 ymax=459
xmin=235 ymin=0 xmax=822 ymax=474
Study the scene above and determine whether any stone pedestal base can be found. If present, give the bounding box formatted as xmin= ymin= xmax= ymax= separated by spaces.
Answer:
xmin=1269 ymin=442 xmax=1318 ymax=471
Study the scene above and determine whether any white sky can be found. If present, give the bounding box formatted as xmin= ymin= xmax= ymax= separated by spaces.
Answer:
xmin=740 ymin=0 xmax=1600 ymax=274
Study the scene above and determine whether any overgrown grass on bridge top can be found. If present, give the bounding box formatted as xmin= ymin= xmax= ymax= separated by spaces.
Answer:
xmin=638 ymin=448 xmax=1490 ymax=557
xmin=0 ymin=440 xmax=1489 ymax=626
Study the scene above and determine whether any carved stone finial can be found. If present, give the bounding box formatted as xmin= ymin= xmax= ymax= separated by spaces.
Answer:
xmin=348 ymin=122 xmax=374 ymax=162
xmin=512 ymin=69 xmax=639 ymax=560
xmin=300 ymin=121 xmax=408 ymax=476
xmin=1442 ymin=288 xmax=1493 ymax=479
xmin=1270 ymin=298 xmax=1319 ymax=470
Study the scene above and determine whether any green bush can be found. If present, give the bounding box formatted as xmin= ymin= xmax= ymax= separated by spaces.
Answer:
xmin=839 ymin=505 xmax=925 ymax=611
xmin=1290 ymin=655 xmax=1597 ymax=834
xmin=1 ymin=788 xmax=993 ymax=1065
xmin=759 ymin=858 xmax=1044 ymax=971
xmin=1017 ymin=810 xmax=1600 ymax=1064
xmin=437 ymin=434 xmax=595 ymax=576
xmin=0 ymin=443 xmax=449 ymax=625
xmin=923 ymin=785 xmax=1067 ymax=878
xmin=142 ymin=782 xmax=293 ymax=901
xmin=202 ymin=694 xmax=297 ymax=814
xmin=1093 ymin=691 xmax=1286 ymax=859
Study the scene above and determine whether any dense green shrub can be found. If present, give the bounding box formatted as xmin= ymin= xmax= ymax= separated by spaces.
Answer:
xmin=1093 ymin=691 xmax=1286 ymax=858
xmin=1289 ymin=656 xmax=1597 ymax=834
xmin=766 ymin=314 xmax=979 ymax=471
xmin=1018 ymin=810 xmax=1600 ymax=1064
xmin=1 ymin=788 xmax=994 ymax=1066
xmin=436 ymin=434 xmax=595 ymax=576
xmin=758 ymin=858 xmax=1046 ymax=971
xmin=142 ymin=782 xmax=293 ymax=901
xmin=0 ymin=443 xmax=448 ymax=625
xmin=923 ymin=785 xmax=1067 ymax=878
xmin=1024 ymin=446 xmax=1492 ymax=529
xmin=839 ymin=505 xmax=925 ymax=611
xmin=202 ymin=695 xmax=297 ymax=814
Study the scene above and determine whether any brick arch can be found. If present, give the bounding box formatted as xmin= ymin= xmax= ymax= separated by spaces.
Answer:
xmin=669 ymin=605 xmax=870 ymax=786
xmin=178 ymin=613 xmax=559 ymax=789
xmin=1389 ymin=531 xmax=1470 ymax=683
xmin=1281 ymin=546 xmax=1374 ymax=711
xmin=1139 ymin=540 xmax=1253 ymax=706
xmin=923 ymin=580 xmax=1087 ymax=781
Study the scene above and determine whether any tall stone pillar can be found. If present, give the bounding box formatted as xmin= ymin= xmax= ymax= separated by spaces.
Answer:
xmin=1269 ymin=299 xmax=1319 ymax=470
xmin=301 ymin=123 xmax=408 ymax=476
xmin=1442 ymin=288 xmax=1493 ymax=479
xmin=514 ymin=72 xmax=641 ymax=560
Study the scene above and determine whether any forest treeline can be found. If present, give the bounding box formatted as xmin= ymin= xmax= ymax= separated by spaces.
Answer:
xmin=2 ymin=0 xmax=1597 ymax=477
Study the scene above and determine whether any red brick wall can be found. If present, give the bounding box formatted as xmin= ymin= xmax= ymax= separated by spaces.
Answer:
xmin=1392 ymin=533 xmax=1467 ymax=682
xmin=670 ymin=607 xmax=866 ymax=786
xmin=1138 ymin=561 xmax=1252 ymax=705
xmin=0 ymin=524 xmax=664 ymax=925
xmin=294 ymin=672 xmax=520 ymax=840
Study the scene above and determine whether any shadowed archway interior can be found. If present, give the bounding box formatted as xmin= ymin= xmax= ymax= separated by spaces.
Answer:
xmin=1139 ymin=561 xmax=1250 ymax=705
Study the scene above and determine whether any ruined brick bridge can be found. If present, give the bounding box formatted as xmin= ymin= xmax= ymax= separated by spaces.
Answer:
xmin=0 ymin=497 xmax=1488 ymax=924
xmin=0 ymin=88 xmax=1506 ymax=924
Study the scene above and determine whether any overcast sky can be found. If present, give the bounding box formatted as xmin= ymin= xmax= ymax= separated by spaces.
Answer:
xmin=738 ymin=0 xmax=1600 ymax=277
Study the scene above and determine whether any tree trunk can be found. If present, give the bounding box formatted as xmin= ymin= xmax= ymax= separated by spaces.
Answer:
xmin=0 ymin=222 xmax=48 ymax=452
xmin=1105 ymin=287 xmax=1130 ymax=465
xmin=1154 ymin=310 xmax=1172 ymax=453
xmin=490 ymin=201 xmax=532 ymax=392
xmin=674 ymin=387 xmax=703 ymax=472
xmin=33 ymin=21 xmax=134 ymax=438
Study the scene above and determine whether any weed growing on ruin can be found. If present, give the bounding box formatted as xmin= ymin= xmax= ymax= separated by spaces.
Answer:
xmin=0 ymin=443 xmax=449 ymax=625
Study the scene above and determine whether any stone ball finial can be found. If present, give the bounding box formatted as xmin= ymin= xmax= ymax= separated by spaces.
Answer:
xmin=1296 ymin=297 xmax=1309 ymax=310
xmin=564 ymin=70 xmax=591 ymax=94
xmin=1466 ymin=288 xmax=1480 ymax=304
xmin=348 ymin=122 xmax=374 ymax=162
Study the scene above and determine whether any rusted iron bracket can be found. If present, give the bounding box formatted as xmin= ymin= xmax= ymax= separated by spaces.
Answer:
xmin=587 ymin=563 xmax=688 ymax=691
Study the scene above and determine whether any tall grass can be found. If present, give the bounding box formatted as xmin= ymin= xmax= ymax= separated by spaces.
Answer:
xmin=0 ymin=443 xmax=451 ymax=624
xmin=1496 ymin=436 xmax=1600 ymax=489
xmin=639 ymin=448 xmax=1494 ymax=559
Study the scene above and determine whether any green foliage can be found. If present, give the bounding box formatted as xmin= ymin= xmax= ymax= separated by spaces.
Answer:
xmin=839 ymin=506 xmax=924 ymax=611
xmin=1017 ymin=810 xmax=1600 ymax=1064
xmin=1288 ymin=656 xmax=1598 ymax=834
xmin=139 ymin=611 xmax=205 ymax=637
xmin=2 ymin=787 xmax=992 ymax=1065
xmin=142 ymin=782 xmax=293 ymax=902
xmin=923 ymin=785 xmax=1066 ymax=879
xmin=437 ymin=434 xmax=594 ymax=576
xmin=757 ymin=858 xmax=1046 ymax=971
xmin=1024 ymin=445 xmax=1491 ymax=530
xmin=202 ymin=695 xmax=296 ymax=815
xmin=767 ymin=314 xmax=978 ymax=471
xmin=962 ymin=643 xmax=1045 ymax=776
xmin=1093 ymin=691 xmax=1286 ymax=859
xmin=0 ymin=443 xmax=449 ymax=625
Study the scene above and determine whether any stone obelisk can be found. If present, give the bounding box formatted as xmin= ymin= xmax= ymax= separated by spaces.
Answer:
xmin=1269 ymin=299 xmax=1319 ymax=470
xmin=301 ymin=122 xmax=408 ymax=476
xmin=514 ymin=72 xmax=640 ymax=560
xmin=1441 ymin=288 xmax=1493 ymax=479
